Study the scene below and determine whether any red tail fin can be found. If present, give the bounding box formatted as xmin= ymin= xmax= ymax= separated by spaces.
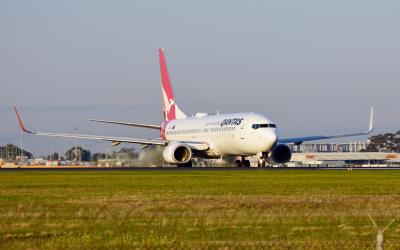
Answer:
xmin=158 ymin=48 xmax=186 ymax=121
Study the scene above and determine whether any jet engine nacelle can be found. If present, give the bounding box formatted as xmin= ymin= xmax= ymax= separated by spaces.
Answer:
xmin=162 ymin=143 xmax=192 ymax=164
xmin=267 ymin=144 xmax=292 ymax=164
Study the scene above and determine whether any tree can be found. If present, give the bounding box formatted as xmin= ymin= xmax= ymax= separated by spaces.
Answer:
xmin=47 ymin=152 xmax=59 ymax=161
xmin=91 ymin=152 xmax=109 ymax=161
xmin=0 ymin=144 xmax=33 ymax=160
xmin=367 ymin=131 xmax=400 ymax=153
xmin=65 ymin=147 xmax=91 ymax=161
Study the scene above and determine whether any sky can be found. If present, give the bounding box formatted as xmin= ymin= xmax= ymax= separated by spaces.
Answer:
xmin=1 ymin=0 xmax=399 ymax=156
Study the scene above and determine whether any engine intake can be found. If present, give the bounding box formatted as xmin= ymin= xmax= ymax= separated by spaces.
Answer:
xmin=162 ymin=143 xmax=192 ymax=164
xmin=267 ymin=144 xmax=292 ymax=164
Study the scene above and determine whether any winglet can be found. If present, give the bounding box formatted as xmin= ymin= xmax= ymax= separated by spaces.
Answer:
xmin=13 ymin=106 xmax=32 ymax=133
xmin=368 ymin=106 xmax=374 ymax=133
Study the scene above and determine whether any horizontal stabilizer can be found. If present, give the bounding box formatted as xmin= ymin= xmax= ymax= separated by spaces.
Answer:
xmin=89 ymin=119 xmax=161 ymax=130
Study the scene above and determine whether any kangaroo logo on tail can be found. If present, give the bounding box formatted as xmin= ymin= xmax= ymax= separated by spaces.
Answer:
xmin=158 ymin=48 xmax=187 ymax=121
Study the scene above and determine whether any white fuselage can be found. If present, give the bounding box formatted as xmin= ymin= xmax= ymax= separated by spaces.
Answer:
xmin=162 ymin=112 xmax=277 ymax=158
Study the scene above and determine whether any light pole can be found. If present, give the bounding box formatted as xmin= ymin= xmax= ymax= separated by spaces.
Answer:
xmin=74 ymin=127 xmax=79 ymax=164
xmin=20 ymin=129 xmax=23 ymax=158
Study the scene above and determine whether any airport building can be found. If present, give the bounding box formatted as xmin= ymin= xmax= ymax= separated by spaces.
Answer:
xmin=289 ymin=141 xmax=368 ymax=153
xmin=289 ymin=152 xmax=400 ymax=167
xmin=285 ymin=141 xmax=399 ymax=167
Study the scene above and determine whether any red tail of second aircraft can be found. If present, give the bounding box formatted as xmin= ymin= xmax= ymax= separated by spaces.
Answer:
xmin=158 ymin=48 xmax=186 ymax=121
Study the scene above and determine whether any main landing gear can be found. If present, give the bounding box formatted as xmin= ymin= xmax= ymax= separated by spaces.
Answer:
xmin=235 ymin=157 xmax=250 ymax=168
xmin=177 ymin=160 xmax=193 ymax=168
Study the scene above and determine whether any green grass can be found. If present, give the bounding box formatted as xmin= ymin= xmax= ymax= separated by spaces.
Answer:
xmin=0 ymin=170 xmax=399 ymax=249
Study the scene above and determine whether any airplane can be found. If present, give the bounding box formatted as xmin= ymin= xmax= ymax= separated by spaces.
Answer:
xmin=14 ymin=48 xmax=374 ymax=167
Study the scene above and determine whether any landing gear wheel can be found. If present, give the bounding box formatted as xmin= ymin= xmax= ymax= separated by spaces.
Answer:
xmin=258 ymin=159 xmax=266 ymax=168
xmin=177 ymin=161 xmax=193 ymax=168
xmin=243 ymin=160 xmax=251 ymax=168
xmin=235 ymin=160 xmax=243 ymax=168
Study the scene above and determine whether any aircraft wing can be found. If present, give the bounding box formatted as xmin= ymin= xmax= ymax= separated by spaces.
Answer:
xmin=278 ymin=107 xmax=374 ymax=145
xmin=14 ymin=107 xmax=166 ymax=146
xmin=26 ymin=131 xmax=166 ymax=146
xmin=89 ymin=119 xmax=161 ymax=130
xmin=13 ymin=107 xmax=210 ymax=150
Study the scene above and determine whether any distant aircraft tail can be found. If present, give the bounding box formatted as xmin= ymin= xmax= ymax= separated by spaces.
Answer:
xmin=158 ymin=48 xmax=187 ymax=121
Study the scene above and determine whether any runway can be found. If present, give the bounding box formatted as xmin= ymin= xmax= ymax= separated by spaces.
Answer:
xmin=1 ymin=166 xmax=400 ymax=171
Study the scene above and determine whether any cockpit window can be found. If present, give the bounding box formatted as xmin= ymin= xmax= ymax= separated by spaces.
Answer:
xmin=252 ymin=123 xmax=276 ymax=129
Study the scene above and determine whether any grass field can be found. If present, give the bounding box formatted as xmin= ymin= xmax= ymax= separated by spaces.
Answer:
xmin=0 ymin=169 xmax=399 ymax=249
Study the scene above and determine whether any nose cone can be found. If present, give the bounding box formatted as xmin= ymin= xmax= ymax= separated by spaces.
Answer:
xmin=263 ymin=129 xmax=277 ymax=150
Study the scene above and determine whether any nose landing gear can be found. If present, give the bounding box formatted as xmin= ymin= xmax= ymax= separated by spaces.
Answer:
xmin=257 ymin=159 xmax=266 ymax=168
xmin=257 ymin=152 xmax=268 ymax=168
